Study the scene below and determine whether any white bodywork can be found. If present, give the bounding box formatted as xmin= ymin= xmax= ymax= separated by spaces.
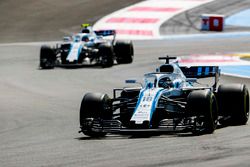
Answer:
xmin=131 ymin=88 xmax=163 ymax=124
xmin=130 ymin=64 xmax=193 ymax=125
xmin=67 ymin=42 xmax=82 ymax=62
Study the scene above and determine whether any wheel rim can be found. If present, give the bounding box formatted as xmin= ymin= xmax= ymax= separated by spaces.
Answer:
xmin=194 ymin=95 xmax=217 ymax=134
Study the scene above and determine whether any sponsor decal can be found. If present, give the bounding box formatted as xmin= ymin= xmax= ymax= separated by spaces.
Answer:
xmin=131 ymin=88 xmax=163 ymax=124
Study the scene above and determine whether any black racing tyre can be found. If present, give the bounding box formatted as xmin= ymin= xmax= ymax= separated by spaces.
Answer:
xmin=115 ymin=40 xmax=134 ymax=64
xmin=40 ymin=45 xmax=56 ymax=69
xmin=80 ymin=93 xmax=112 ymax=137
xmin=217 ymin=84 xmax=249 ymax=125
xmin=187 ymin=90 xmax=218 ymax=135
xmin=119 ymin=88 xmax=140 ymax=127
xmin=98 ymin=44 xmax=114 ymax=68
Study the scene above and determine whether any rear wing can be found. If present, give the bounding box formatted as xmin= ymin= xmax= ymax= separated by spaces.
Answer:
xmin=180 ymin=66 xmax=220 ymax=90
xmin=180 ymin=66 xmax=220 ymax=78
xmin=94 ymin=30 xmax=116 ymax=37
xmin=95 ymin=30 xmax=116 ymax=45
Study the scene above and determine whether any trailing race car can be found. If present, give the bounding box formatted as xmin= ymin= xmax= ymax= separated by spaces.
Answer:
xmin=79 ymin=56 xmax=249 ymax=137
xmin=39 ymin=25 xmax=134 ymax=69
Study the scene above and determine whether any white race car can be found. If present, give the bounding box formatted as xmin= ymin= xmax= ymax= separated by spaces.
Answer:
xmin=40 ymin=25 xmax=134 ymax=69
xmin=79 ymin=56 xmax=249 ymax=137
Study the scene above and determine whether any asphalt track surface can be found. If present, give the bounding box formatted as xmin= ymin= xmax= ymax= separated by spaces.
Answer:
xmin=0 ymin=0 xmax=141 ymax=43
xmin=1 ymin=1 xmax=250 ymax=167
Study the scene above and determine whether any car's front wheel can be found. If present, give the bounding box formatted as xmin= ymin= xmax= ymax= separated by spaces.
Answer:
xmin=80 ymin=93 xmax=112 ymax=137
xmin=187 ymin=90 xmax=218 ymax=135
xmin=40 ymin=45 xmax=56 ymax=69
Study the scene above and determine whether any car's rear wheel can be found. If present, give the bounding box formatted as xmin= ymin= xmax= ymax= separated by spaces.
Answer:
xmin=217 ymin=84 xmax=249 ymax=125
xmin=98 ymin=44 xmax=114 ymax=68
xmin=187 ymin=90 xmax=218 ymax=135
xmin=115 ymin=41 xmax=134 ymax=64
xmin=80 ymin=93 xmax=112 ymax=137
xmin=40 ymin=45 xmax=56 ymax=69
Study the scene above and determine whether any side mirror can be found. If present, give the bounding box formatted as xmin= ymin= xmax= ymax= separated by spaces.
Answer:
xmin=63 ymin=36 xmax=71 ymax=42
xmin=125 ymin=79 xmax=137 ymax=84
xmin=125 ymin=79 xmax=143 ymax=87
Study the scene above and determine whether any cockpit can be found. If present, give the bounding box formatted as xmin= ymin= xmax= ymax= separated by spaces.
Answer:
xmin=144 ymin=73 xmax=174 ymax=89
xmin=143 ymin=63 xmax=186 ymax=89
xmin=82 ymin=35 xmax=90 ymax=42
xmin=158 ymin=76 xmax=173 ymax=88
xmin=72 ymin=34 xmax=94 ymax=43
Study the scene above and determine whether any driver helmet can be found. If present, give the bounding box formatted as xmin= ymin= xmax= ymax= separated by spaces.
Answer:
xmin=158 ymin=77 xmax=173 ymax=88
xmin=82 ymin=35 xmax=89 ymax=42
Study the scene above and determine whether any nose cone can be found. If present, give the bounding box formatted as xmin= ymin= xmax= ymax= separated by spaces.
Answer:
xmin=129 ymin=120 xmax=150 ymax=129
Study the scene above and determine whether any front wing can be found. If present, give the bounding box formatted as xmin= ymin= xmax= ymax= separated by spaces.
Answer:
xmin=80 ymin=118 xmax=197 ymax=135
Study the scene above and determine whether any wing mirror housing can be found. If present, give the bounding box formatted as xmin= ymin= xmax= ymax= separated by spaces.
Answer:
xmin=125 ymin=79 xmax=137 ymax=84
xmin=125 ymin=79 xmax=143 ymax=87
xmin=63 ymin=36 xmax=71 ymax=42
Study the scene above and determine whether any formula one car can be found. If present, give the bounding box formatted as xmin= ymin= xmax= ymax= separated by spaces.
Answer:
xmin=79 ymin=56 xmax=249 ymax=137
xmin=39 ymin=25 xmax=134 ymax=69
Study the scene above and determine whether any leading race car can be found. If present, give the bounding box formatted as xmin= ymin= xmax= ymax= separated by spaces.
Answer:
xmin=40 ymin=25 xmax=134 ymax=69
xmin=79 ymin=56 xmax=249 ymax=137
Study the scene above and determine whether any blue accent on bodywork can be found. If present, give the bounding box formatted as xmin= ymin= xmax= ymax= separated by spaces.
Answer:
xmin=149 ymin=89 xmax=164 ymax=124
xmin=66 ymin=44 xmax=73 ymax=60
xmin=95 ymin=30 xmax=115 ymax=36
xmin=205 ymin=67 xmax=209 ymax=75
xmin=197 ymin=67 xmax=202 ymax=76
xmin=66 ymin=43 xmax=82 ymax=61
xmin=174 ymin=82 xmax=178 ymax=88
xmin=212 ymin=67 xmax=216 ymax=73
xmin=132 ymin=88 xmax=164 ymax=126
xmin=132 ymin=88 xmax=146 ymax=115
